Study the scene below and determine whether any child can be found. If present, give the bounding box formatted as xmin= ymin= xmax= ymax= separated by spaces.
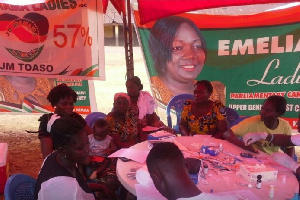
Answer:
xmin=89 ymin=118 xmax=117 ymax=157
xmin=86 ymin=118 xmax=119 ymax=192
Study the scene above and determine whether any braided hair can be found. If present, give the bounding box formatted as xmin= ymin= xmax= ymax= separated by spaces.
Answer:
xmin=126 ymin=76 xmax=143 ymax=91
xmin=47 ymin=83 xmax=77 ymax=107
xmin=50 ymin=117 xmax=84 ymax=149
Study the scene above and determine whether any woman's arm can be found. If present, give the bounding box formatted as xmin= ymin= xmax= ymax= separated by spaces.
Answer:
xmin=107 ymin=139 xmax=118 ymax=155
xmin=213 ymin=119 xmax=228 ymax=139
xmin=223 ymin=129 xmax=257 ymax=153
xmin=179 ymin=119 xmax=190 ymax=136
xmin=40 ymin=137 xmax=53 ymax=158
xmin=110 ymin=134 xmax=135 ymax=149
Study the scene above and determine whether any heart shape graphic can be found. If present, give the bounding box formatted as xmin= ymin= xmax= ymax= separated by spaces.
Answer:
xmin=0 ymin=12 xmax=49 ymax=62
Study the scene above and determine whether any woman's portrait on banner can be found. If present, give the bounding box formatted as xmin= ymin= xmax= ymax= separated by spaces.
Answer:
xmin=148 ymin=16 xmax=225 ymax=105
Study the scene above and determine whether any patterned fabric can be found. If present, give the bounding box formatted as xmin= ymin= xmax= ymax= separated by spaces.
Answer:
xmin=181 ymin=100 xmax=226 ymax=135
xmin=129 ymin=103 xmax=163 ymax=128
xmin=231 ymin=115 xmax=292 ymax=154
xmin=85 ymin=157 xmax=117 ymax=185
xmin=106 ymin=110 xmax=138 ymax=142
xmin=150 ymin=76 xmax=226 ymax=106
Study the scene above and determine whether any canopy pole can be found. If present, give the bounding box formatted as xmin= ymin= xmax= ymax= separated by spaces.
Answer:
xmin=123 ymin=0 xmax=134 ymax=79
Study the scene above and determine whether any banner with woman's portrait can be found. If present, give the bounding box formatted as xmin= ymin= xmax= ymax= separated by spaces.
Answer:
xmin=133 ymin=3 xmax=300 ymax=129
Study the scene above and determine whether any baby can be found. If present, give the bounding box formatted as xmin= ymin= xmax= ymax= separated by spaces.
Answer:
xmin=89 ymin=118 xmax=116 ymax=157
xmin=86 ymin=118 xmax=119 ymax=191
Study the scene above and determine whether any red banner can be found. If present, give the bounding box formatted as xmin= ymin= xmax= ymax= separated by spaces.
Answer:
xmin=137 ymin=0 xmax=298 ymax=24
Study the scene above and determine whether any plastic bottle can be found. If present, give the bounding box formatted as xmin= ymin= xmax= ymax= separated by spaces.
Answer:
xmin=219 ymin=143 xmax=223 ymax=152
xmin=269 ymin=185 xmax=275 ymax=198
xmin=203 ymin=164 xmax=208 ymax=175
xmin=256 ymin=175 xmax=262 ymax=189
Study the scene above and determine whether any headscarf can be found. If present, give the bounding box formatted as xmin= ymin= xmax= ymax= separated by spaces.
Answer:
xmin=114 ymin=92 xmax=130 ymax=102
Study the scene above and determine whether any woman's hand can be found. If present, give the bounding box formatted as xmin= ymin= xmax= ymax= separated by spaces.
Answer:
xmin=89 ymin=171 xmax=97 ymax=179
xmin=243 ymin=132 xmax=268 ymax=146
xmin=242 ymin=144 xmax=258 ymax=153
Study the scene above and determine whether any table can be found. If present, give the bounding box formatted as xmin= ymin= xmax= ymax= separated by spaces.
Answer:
xmin=116 ymin=136 xmax=299 ymax=199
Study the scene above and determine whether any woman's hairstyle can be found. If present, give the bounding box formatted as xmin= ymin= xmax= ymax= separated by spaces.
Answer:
xmin=194 ymin=80 xmax=213 ymax=94
xmin=265 ymin=95 xmax=287 ymax=116
xmin=47 ymin=83 xmax=77 ymax=107
xmin=149 ymin=16 xmax=207 ymax=76
xmin=126 ymin=76 xmax=143 ymax=91
xmin=146 ymin=142 xmax=185 ymax=173
xmin=50 ymin=117 xmax=84 ymax=149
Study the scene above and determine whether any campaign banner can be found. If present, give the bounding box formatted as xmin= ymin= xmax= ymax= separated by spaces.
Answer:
xmin=0 ymin=0 xmax=105 ymax=80
xmin=0 ymin=76 xmax=95 ymax=114
xmin=133 ymin=4 xmax=300 ymax=129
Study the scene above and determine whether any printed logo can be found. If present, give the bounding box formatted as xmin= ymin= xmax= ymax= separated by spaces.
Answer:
xmin=0 ymin=12 xmax=49 ymax=62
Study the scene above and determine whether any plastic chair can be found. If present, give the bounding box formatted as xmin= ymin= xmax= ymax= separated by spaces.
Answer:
xmin=166 ymin=94 xmax=194 ymax=133
xmin=85 ymin=112 xmax=107 ymax=129
xmin=224 ymin=107 xmax=240 ymax=128
xmin=4 ymin=173 xmax=36 ymax=200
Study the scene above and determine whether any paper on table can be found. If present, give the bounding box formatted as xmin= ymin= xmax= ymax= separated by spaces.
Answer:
xmin=218 ymin=190 xmax=260 ymax=200
xmin=135 ymin=183 xmax=166 ymax=200
xmin=142 ymin=126 xmax=161 ymax=132
xmin=108 ymin=148 xmax=149 ymax=163
xmin=174 ymin=140 xmax=188 ymax=151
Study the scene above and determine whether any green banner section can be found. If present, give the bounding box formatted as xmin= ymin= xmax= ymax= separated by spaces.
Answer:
xmin=138 ymin=22 xmax=299 ymax=119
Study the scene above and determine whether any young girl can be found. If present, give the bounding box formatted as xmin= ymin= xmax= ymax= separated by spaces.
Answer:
xmin=38 ymin=83 xmax=92 ymax=158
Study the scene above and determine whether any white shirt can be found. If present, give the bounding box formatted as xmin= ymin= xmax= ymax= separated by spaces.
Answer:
xmin=88 ymin=135 xmax=112 ymax=156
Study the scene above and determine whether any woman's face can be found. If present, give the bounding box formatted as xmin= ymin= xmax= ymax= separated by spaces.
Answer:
xmin=260 ymin=100 xmax=280 ymax=124
xmin=65 ymin=129 xmax=90 ymax=166
xmin=54 ymin=96 xmax=74 ymax=116
xmin=113 ymin=97 xmax=129 ymax=114
xmin=194 ymin=84 xmax=211 ymax=103
xmin=126 ymin=81 xmax=140 ymax=98
xmin=165 ymin=23 xmax=206 ymax=83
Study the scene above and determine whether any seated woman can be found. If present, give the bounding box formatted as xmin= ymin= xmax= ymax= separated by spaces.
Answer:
xmin=38 ymin=83 xmax=92 ymax=158
xmin=35 ymin=117 xmax=116 ymax=200
xmin=224 ymin=95 xmax=294 ymax=156
xmin=179 ymin=80 xmax=227 ymax=138
xmin=126 ymin=76 xmax=165 ymax=128
xmin=106 ymin=93 xmax=139 ymax=149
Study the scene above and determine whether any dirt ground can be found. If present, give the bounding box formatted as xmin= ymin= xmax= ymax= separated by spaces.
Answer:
xmin=0 ymin=47 xmax=158 ymax=199
xmin=0 ymin=47 xmax=299 ymax=199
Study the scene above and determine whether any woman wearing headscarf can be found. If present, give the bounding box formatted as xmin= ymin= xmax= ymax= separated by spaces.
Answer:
xmin=106 ymin=93 xmax=139 ymax=149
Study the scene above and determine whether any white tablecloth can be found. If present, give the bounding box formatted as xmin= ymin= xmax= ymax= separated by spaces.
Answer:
xmin=116 ymin=136 xmax=299 ymax=199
